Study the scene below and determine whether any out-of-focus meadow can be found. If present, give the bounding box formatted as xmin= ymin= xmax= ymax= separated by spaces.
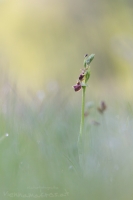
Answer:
xmin=1 ymin=0 xmax=133 ymax=199
xmin=0 ymin=0 xmax=133 ymax=100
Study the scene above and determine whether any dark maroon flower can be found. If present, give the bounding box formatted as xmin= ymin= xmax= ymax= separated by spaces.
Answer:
xmin=101 ymin=101 xmax=106 ymax=110
xmin=73 ymin=82 xmax=82 ymax=92
xmin=79 ymin=73 xmax=85 ymax=81
xmin=97 ymin=101 xmax=107 ymax=114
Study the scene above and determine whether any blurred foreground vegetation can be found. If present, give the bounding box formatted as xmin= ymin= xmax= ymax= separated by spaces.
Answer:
xmin=0 ymin=88 xmax=133 ymax=200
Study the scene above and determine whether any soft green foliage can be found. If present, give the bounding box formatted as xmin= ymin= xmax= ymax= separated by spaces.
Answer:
xmin=1 ymin=92 xmax=133 ymax=200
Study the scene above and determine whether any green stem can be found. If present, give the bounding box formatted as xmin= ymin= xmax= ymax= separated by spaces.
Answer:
xmin=78 ymin=86 xmax=86 ymax=156
xmin=80 ymin=86 xmax=86 ymax=137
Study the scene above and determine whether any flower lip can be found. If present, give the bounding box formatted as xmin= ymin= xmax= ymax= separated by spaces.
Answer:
xmin=73 ymin=82 xmax=82 ymax=92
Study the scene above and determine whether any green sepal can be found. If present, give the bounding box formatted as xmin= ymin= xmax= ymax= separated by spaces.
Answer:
xmin=83 ymin=60 xmax=87 ymax=68
xmin=84 ymin=54 xmax=95 ymax=67
xmin=85 ymin=71 xmax=90 ymax=83
xmin=81 ymin=82 xmax=87 ymax=87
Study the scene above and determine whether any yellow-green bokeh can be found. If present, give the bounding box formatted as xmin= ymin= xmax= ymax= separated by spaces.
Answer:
xmin=0 ymin=0 xmax=133 ymax=100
